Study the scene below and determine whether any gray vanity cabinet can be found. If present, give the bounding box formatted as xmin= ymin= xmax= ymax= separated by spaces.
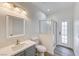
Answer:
xmin=24 ymin=45 xmax=36 ymax=56
xmin=15 ymin=45 xmax=36 ymax=56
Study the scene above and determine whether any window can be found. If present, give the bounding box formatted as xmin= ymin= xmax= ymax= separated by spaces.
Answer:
xmin=61 ymin=21 xmax=68 ymax=44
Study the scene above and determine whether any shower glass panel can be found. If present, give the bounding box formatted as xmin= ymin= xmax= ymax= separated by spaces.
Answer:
xmin=39 ymin=20 xmax=51 ymax=34
xmin=39 ymin=20 xmax=57 ymax=54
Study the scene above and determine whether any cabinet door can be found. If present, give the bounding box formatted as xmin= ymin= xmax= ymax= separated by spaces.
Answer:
xmin=24 ymin=45 xmax=36 ymax=56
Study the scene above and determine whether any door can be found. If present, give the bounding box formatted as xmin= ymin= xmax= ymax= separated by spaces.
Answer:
xmin=57 ymin=19 xmax=73 ymax=48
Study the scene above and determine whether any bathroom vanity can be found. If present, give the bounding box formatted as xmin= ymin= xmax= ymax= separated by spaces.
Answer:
xmin=0 ymin=40 xmax=36 ymax=56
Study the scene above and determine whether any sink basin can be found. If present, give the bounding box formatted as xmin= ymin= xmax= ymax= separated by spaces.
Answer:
xmin=11 ymin=43 xmax=26 ymax=51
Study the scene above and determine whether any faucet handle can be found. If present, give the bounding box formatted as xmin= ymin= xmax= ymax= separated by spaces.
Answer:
xmin=16 ymin=39 xmax=20 ymax=45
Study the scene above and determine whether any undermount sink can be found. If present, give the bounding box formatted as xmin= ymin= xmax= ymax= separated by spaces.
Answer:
xmin=11 ymin=43 xmax=26 ymax=51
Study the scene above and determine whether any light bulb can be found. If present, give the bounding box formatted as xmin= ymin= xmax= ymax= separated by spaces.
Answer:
xmin=22 ymin=10 xmax=27 ymax=15
xmin=14 ymin=7 xmax=21 ymax=13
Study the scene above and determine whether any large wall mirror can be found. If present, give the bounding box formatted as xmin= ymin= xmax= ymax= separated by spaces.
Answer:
xmin=6 ymin=15 xmax=25 ymax=38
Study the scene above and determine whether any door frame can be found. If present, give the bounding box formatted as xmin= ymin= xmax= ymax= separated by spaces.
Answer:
xmin=57 ymin=18 xmax=73 ymax=48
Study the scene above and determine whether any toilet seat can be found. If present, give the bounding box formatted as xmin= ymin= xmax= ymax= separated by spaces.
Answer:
xmin=31 ymin=37 xmax=47 ymax=56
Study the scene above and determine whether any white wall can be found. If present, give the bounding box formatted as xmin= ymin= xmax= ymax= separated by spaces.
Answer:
xmin=74 ymin=3 xmax=79 ymax=56
xmin=0 ymin=15 xmax=6 ymax=39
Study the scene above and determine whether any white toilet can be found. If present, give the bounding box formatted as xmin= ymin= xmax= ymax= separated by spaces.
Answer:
xmin=31 ymin=37 xmax=46 ymax=56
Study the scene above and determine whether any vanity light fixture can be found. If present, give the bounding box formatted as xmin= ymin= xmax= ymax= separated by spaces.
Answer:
xmin=13 ymin=5 xmax=27 ymax=15
xmin=0 ymin=3 xmax=14 ymax=9
xmin=22 ymin=10 xmax=27 ymax=15
xmin=0 ymin=2 xmax=27 ymax=16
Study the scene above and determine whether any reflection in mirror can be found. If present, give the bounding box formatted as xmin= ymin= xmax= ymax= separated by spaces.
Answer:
xmin=6 ymin=16 xmax=25 ymax=38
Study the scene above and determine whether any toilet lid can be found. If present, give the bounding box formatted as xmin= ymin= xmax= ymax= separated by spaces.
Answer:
xmin=36 ymin=45 xmax=46 ymax=52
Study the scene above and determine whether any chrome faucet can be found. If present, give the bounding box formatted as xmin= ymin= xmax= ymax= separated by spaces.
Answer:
xmin=16 ymin=39 xmax=20 ymax=45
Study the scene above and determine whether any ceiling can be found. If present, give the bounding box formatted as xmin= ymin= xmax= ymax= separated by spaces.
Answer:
xmin=32 ymin=2 xmax=74 ymax=15
xmin=16 ymin=2 xmax=74 ymax=17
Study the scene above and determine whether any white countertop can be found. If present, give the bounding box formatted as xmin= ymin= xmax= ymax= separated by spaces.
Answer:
xmin=0 ymin=40 xmax=36 ymax=56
